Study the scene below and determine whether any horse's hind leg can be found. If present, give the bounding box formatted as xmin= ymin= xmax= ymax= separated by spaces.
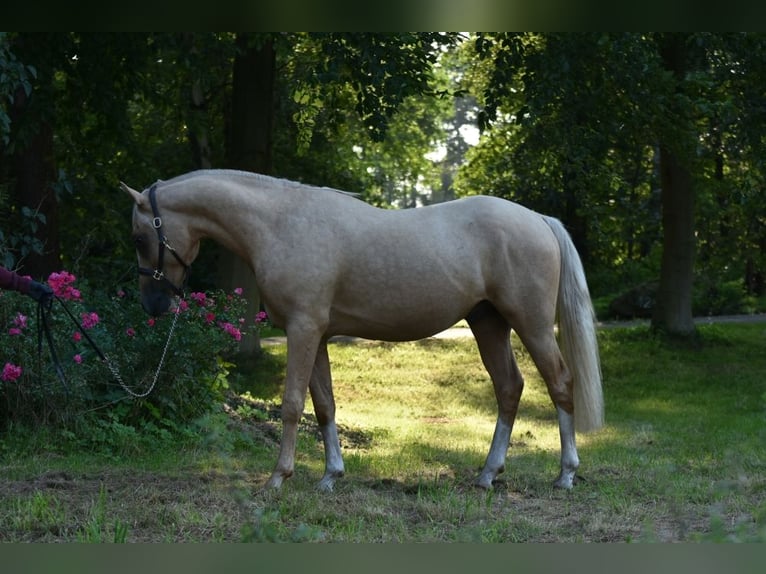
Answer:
xmin=309 ymin=341 xmax=345 ymax=492
xmin=516 ymin=329 xmax=579 ymax=489
xmin=467 ymin=302 xmax=524 ymax=489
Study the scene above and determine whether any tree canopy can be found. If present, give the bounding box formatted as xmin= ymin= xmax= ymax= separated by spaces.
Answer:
xmin=1 ymin=32 xmax=765 ymax=337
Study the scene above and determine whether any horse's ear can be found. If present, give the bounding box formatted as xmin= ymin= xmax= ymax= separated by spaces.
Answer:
xmin=120 ymin=181 xmax=147 ymax=208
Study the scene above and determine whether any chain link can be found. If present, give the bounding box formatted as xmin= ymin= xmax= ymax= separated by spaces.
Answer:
xmin=102 ymin=306 xmax=181 ymax=398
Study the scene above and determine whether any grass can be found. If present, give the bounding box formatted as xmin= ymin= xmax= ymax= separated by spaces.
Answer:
xmin=1 ymin=323 xmax=765 ymax=542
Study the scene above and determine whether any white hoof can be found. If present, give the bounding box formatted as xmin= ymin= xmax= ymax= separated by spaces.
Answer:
xmin=264 ymin=472 xmax=289 ymax=490
xmin=553 ymin=470 xmax=576 ymax=489
xmin=474 ymin=466 xmax=502 ymax=489
xmin=317 ymin=470 xmax=343 ymax=493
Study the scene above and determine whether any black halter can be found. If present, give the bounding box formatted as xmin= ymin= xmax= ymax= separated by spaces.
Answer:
xmin=137 ymin=184 xmax=190 ymax=297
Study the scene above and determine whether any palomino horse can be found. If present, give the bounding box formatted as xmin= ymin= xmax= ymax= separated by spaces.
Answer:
xmin=122 ymin=169 xmax=604 ymax=491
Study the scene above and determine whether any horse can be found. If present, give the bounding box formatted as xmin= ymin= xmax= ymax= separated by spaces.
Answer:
xmin=121 ymin=169 xmax=604 ymax=492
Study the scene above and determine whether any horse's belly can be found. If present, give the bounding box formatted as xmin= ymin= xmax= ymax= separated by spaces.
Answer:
xmin=327 ymin=287 xmax=476 ymax=342
xmin=327 ymin=316 xmax=461 ymax=342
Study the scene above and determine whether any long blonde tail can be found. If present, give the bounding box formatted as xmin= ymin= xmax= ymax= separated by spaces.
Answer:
xmin=543 ymin=216 xmax=604 ymax=432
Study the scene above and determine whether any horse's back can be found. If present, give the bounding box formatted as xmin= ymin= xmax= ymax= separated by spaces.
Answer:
xmin=367 ymin=195 xmax=558 ymax=272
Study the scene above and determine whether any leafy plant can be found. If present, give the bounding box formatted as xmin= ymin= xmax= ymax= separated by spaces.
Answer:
xmin=0 ymin=270 xmax=257 ymax=436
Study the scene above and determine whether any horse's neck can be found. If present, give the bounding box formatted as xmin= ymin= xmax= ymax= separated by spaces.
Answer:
xmin=166 ymin=171 xmax=360 ymax=251
xmin=172 ymin=176 xmax=272 ymax=256
xmin=170 ymin=173 xmax=331 ymax=261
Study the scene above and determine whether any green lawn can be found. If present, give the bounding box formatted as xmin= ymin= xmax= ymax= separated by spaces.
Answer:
xmin=1 ymin=323 xmax=764 ymax=542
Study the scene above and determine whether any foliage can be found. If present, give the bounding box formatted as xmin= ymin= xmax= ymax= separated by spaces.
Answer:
xmin=0 ymin=205 xmax=46 ymax=270
xmin=0 ymin=269 xmax=253 ymax=438
xmin=0 ymin=32 xmax=37 ymax=147
xmin=457 ymin=33 xmax=766 ymax=303
xmin=693 ymin=277 xmax=760 ymax=316
xmin=294 ymin=33 xmax=457 ymax=144
xmin=272 ymin=33 xmax=458 ymax=208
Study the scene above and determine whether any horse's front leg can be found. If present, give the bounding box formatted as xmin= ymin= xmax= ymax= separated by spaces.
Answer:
xmin=265 ymin=328 xmax=321 ymax=490
xmin=309 ymin=341 xmax=344 ymax=492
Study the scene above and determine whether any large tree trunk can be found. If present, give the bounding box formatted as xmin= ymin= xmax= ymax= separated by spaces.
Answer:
xmin=652 ymin=145 xmax=696 ymax=335
xmin=227 ymin=34 xmax=275 ymax=173
xmin=219 ymin=34 xmax=276 ymax=354
xmin=651 ymin=34 xmax=696 ymax=336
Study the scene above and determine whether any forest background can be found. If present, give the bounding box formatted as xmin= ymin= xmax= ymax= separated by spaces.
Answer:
xmin=2 ymin=32 xmax=765 ymax=339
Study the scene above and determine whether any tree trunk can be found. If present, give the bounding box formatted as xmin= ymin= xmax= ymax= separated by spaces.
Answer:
xmin=219 ymin=34 xmax=276 ymax=355
xmin=651 ymin=33 xmax=697 ymax=337
xmin=227 ymin=34 xmax=275 ymax=173
xmin=651 ymin=146 xmax=696 ymax=335
xmin=189 ymin=80 xmax=213 ymax=170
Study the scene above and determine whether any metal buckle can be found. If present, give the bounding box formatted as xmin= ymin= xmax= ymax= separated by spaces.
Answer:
xmin=152 ymin=270 xmax=164 ymax=281
xmin=152 ymin=217 xmax=162 ymax=229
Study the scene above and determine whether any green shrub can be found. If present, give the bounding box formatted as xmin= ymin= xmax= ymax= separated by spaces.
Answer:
xmin=693 ymin=277 xmax=756 ymax=316
xmin=1 ymin=270 xmax=253 ymax=436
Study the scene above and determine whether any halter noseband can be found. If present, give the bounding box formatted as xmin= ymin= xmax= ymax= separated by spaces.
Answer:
xmin=137 ymin=184 xmax=190 ymax=297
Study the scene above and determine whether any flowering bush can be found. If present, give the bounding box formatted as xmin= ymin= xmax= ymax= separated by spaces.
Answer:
xmin=0 ymin=270 xmax=261 ymax=433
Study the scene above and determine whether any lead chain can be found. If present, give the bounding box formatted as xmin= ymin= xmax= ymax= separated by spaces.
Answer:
xmin=102 ymin=305 xmax=181 ymax=398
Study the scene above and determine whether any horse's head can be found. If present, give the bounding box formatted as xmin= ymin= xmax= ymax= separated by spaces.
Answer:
xmin=121 ymin=182 xmax=198 ymax=316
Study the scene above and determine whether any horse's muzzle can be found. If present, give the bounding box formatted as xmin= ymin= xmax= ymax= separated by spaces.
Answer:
xmin=141 ymin=290 xmax=172 ymax=317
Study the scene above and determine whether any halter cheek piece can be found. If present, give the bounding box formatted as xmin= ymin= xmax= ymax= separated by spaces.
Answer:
xmin=137 ymin=184 xmax=190 ymax=297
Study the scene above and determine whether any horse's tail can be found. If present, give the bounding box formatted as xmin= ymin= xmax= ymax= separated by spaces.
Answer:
xmin=543 ymin=216 xmax=604 ymax=432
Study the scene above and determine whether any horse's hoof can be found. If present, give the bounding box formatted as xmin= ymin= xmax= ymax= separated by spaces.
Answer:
xmin=265 ymin=474 xmax=286 ymax=490
xmin=474 ymin=475 xmax=494 ymax=490
xmin=553 ymin=472 xmax=575 ymax=490
xmin=317 ymin=470 xmax=344 ymax=493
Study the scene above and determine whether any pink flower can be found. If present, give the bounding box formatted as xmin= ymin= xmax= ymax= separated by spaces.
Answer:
xmin=2 ymin=363 xmax=22 ymax=382
xmin=204 ymin=312 xmax=216 ymax=324
xmin=233 ymin=287 xmax=243 ymax=296
xmin=190 ymin=292 xmax=207 ymax=306
xmin=220 ymin=322 xmax=242 ymax=341
xmin=8 ymin=328 xmax=22 ymax=336
xmin=80 ymin=312 xmax=99 ymax=330
xmin=178 ymin=300 xmax=189 ymax=312
xmin=126 ymin=327 xmax=136 ymax=337
xmin=147 ymin=318 xmax=155 ymax=327
xmin=47 ymin=270 xmax=81 ymax=301
xmin=117 ymin=289 xmax=126 ymax=298
xmin=73 ymin=354 xmax=82 ymax=364
xmin=255 ymin=311 xmax=268 ymax=324
xmin=72 ymin=331 xmax=82 ymax=342
xmin=13 ymin=313 xmax=28 ymax=329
